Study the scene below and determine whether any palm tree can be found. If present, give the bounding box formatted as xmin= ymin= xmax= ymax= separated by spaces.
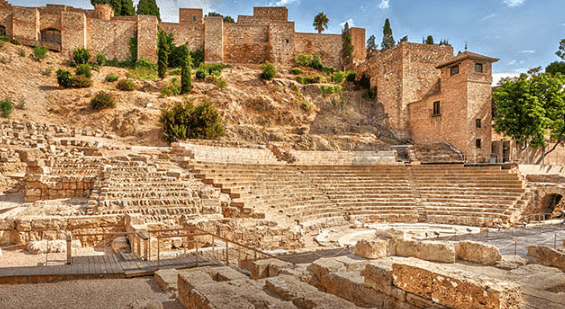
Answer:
xmin=313 ymin=12 xmax=329 ymax=34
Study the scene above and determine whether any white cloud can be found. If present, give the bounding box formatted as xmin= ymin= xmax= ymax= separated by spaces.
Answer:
xmin=508 ymin=60 xmax=517 ymax=65
xmin=273 ymin=0 xmax=300 ymax=6
xmin=492 ymin=73 xmax=520 ymax=86
xmin=379 ymin=0 xmax=389 ymax=9
xmin=518 ymin=50 xmax=535 ymax=54
xmin=481 ymin=13 xmax=496 ymax=21
xmin=503 ymin=0 xmax=525 ymax=7
xmin=340 ymin=19 xmax=354 ymax=28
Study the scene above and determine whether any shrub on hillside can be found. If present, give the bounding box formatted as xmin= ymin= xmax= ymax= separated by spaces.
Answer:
xmin=56 ymin=69 xmax=74 ymax=88
xmin=33 ymin=45 xmax=48 ymax=62
xmin=310 ymin=56 xmax=323 ymax=70
xmin=295 ymin=54 xmax=314 ymax=67
xmin=116 ymin=79 xmax=136 ymax=91
xmin=160 ymin=99 xmax=224 ymax=142
xmin=320 ymin=85 xmax=343 ymax=95
xmin=195 ymin=68 xmax=207 ymax=79
xmin=71 ymin=76 xmax=92 ymax=88
xmin=18 ymin=48 xmax=25 ymax=57
xmin=345 ymin=70 xmax=356 ymax=82
xmin=105 ymin=74 xmax=119 ymax=82
xmin=73 ymin=48 xmax=90 ymax=65
xmin=215 ymin=77 xmax=227 ymax=88
xmin=75 ymin=64 xmax=92 ymax=78
xmin=0 ymin=98 xmax=13 ymax=118
xmin=331 ymin=71 xmax=346 ymax=83
xmin=91 ymin=91 xmax=115 ymax=110
xmin=259 ymin=61 xmax=277 ymax=80
xmin=160 ymin=77 xmax=181 ymax=97
xmin=96 ymin=54 xmax=106 ymax=66
xmin=0 ymin=37 xmax=20 ymax=45
xmin=363 ymin=86 xmax=377 ymax=100
xmin=290 ymin=68 xmax=304 ymax=75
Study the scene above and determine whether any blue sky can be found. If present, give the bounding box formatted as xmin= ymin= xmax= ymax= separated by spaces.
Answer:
xmin=9 ymin=0 xmax=565 ymax=80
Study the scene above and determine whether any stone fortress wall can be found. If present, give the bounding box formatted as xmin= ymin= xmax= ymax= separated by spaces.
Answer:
xmin=0 ymin=2 xmax=365 ymax=68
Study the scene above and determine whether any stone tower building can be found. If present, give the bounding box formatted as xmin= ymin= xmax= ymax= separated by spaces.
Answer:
xmin=359 ymin=43 xmax=498 ymax=162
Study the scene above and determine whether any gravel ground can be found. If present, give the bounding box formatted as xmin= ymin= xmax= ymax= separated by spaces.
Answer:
xmin=0 ymin=278 xmax=184 ymax=309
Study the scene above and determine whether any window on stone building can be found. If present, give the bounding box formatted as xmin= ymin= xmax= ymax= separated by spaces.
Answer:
xmin=0 ymin=25 xmax=5 ymax=37
xmin=432 ymin=101 xmax=441 ymax=116
xmin=450 ymin=65 xmax=459 ymax=76
xmin=286 ymin=39 xmax=289 ymax=44
xmin=476 ymin=119 xmax=481 ymax=128
xmin=40 ymin=28 xmax=61 ymax=45
xmin=476 ymin=139 xmax=482 ymax=149
xmin=475 ymin=63 xmax=483 ymax=73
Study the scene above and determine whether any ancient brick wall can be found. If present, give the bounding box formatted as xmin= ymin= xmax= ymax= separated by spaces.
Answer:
xmin=253 ymin=7 xmax=288 ymax=21
xmin=111 ymin=16 xmax=136 ymax=61
xmin=136 ymin=15 xmax=157 ymax=62
xmin=223 ymin=23 xmax=269 ymax=64
xmin=39 ymin=13 xmax=60 ymax=31
xmin=12 ymin=7 xmax=39 ymax=45
xmin=268 ymin=22 xmax=295 ymax=65
xmin=88 ymin=18 xmax=114 ymax=59
xmin=350 ymin=27 xmax=366 ymax=63
xmin=204 ymin=16 xmax=223 ymax=63
xmin=173 ymin=8 xmax=204 ymax=51
xmin=0 ymin=8 xmax=12 ymax=37
xmin=294 ymin=33 xmax=342 ymax=68
xmin=61 ymin=11 xmax=86 ymax=56
xmin=94 ymin=3 xmax=113 ymax=20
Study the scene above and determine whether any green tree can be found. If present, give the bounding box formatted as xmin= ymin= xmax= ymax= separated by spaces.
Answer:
xmin=438 ymin=39 xmax=451 ymax=46
xmin=546 ymin=61 xmax=565 ymax=75
xmin=399 ymin=35 xmax=408 ymax=43
xmin=137 ymin=0 xmax=161 ymax=21
xmin=206 ymin=12 xmax=222 ymax=17
xmin=341 ymin=22 xmax=354 ymax=65
xmin=313 ymin=12 xmax=329 ymax=34
xmin=366 ymin=35 xmax=377 ymax=58
xmin=223 ymin=16 xmax=235 ymax=23
xmin=157 ymin=30 xmax=168 ymax=79
xmin=120 ymin=0 xmax=135 ymax=16
xmin=180 ymin=45 xmax=192 ymax=94
xmin=556 ymin=39 xmax=565 ymax=60
xmin=424 ymin=35 xmax=434 ymax=45
xmin=381 ymin=18 xmax=394 ymax=49
xmin=493 ymin=68 xmax=565 ymax=161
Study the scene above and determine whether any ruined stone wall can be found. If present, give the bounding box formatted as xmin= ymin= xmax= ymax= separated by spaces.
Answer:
xmin=268 ymin=22 xmax=295 ymax=65
xmin=223 ymin=23 xmax=269 ymax=64
xmin=204 ymin=16 xmax=223 ymax=63
xmin=39 ymin=13 xmax=60 ymax=31
xmin=61 ymin=11 xmax=86 ymax=55
xmin=136 ymin=15 xmax=157 ymax=61
xmin=253 ymin=7 xmax=288 ymax=21
xmin=111 ymin=16 xmax=136 ymax=61
xmin=12 ymin=7 xmax=39 ymax=45
xmin=0 ymin=8 xmax=12 ymax=37
xmin=467 ymin=80 xmax=493 ymax=162
xmin=88 ymin=18 xmax=114 ymax=59
xmin=295 ymin=33 xmax=342 ymax=69
xmin=350 ymin=27 xmax=366 ymax=62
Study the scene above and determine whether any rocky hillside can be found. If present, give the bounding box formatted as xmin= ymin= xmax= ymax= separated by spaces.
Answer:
xmin=0 ymin=41 xmax=398 ymax=150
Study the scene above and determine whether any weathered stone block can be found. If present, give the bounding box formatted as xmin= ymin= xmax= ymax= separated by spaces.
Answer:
xmin=456 ymin=240 xmax=502 ymax=265
xmin=395 ymin=240 xmax=456 ymax=263
xmin=354 ymin=238 xmax=392 ymax=259
xmin=527 ymin=245 xmax=565 ymax=269
xmin=392 ymin=261 xmax=521 ymax=309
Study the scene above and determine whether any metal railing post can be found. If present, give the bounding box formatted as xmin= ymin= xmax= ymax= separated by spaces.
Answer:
xmin=225 ymin=242 xmax=229 ymax=266
xmin=157 ymin=237 xmax=160 ymax=269
xmin=195 ymin=238 xmax=199 ymax=266
xmin=66 ymin=235 xmax=72 ymax=265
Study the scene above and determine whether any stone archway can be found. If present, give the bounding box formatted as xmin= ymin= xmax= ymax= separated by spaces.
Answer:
xmin=540 ymin=192 xmax=564 ymax=218
xmin=0 ymin=25 xmax=6 ymax=37
xmin=40 ymin=28 xmax=61 ymax=51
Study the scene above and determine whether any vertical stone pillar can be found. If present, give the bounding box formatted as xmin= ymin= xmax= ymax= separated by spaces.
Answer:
xmin=204 ymin=16 xmax=223 ymax=63
xmin=350 ymin=27 xmax=366 ymax=62
xmin=11 ymin=7 xmax=39 ymax=46
xmin=61 ymin=11 xmax=87 ymax=56
xmin=66 ymin=235 xmax=72 ymax=264
xmin=136 ymin=15 xmax=158 ymax=62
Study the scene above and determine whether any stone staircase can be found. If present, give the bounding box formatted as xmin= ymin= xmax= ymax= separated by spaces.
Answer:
xmin=412 ymin=164 xmax=527 ymax=226
xmin=91 ymin=157 xmax=224 ymax=224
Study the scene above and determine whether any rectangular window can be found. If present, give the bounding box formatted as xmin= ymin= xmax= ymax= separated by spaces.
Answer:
xmin=476 ymin=139 xmax=482 ymax=149
xmin=450 ymin=65 xmax=459 ymax=76
xmin=476 ymin=119 xmax=481 ymax=128
xmin=432 ymin=101 xmax=441 ymax=116
xmin=475 ymin=63 xmax=483 ymax=73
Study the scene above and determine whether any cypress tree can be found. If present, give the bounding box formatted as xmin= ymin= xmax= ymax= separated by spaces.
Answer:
xmin=158 ymin=31 xmax=168 ymax=79
xmin=120 ymin=0 xmax=135 ymax=16
xmin=341 ymin=22 xmax=354 ymax=65
xmin=366 ymin=34 xmax=377 ymax=58
xmin=381 ymin=18 xmax=395 ymax=49
xmin=180 ymin=45 xmax=193 ymax=94
xmin=137 ymin=0 xmax=161 ymax=21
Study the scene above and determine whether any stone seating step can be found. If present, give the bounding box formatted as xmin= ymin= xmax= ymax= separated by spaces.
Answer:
xmin=98 ymin=198 xmax=199 ymax=208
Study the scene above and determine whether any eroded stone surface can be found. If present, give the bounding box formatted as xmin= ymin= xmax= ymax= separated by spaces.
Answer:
xmin=354 ymin=239 xmax=391 ymax=259
xmin=395 ymin=240 xmax=456 ymax=263
xmin=456 ymin=240 xmax=502 ymax=265
xmin=527 ymin=245 xmax=565 ymax=269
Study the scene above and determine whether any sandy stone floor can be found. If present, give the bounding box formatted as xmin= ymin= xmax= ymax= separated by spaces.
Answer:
xmin=0 ymin=278 xmax=184 ymax=309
